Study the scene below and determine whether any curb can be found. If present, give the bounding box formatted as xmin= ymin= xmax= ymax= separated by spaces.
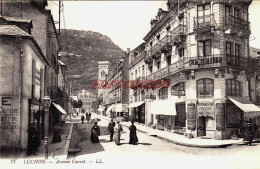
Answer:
xmin=61 ymin=123 xmax=73 ymax=159
xmin=97 ymin=115 xmax=238 ymax=148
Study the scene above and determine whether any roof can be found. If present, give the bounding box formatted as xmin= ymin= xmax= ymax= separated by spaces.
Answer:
xmin=143 ymin=12 xmax=171 ymax=41
xmin=0 ymin=25 xmax=31 ymax=37
xmin=4 ymin=16 xmax=32 ymax=25
xmin=250 ymin=47 xmax=260 ymax=58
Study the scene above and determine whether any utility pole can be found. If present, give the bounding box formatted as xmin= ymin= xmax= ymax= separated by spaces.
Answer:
xmin=58 ymin=0 xmax=61 ymax=35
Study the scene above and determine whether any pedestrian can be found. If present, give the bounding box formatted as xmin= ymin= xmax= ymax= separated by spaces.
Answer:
xmin=108 ymin=119 xmax=116 ymax=141
xmin=52 ymin=123 xmax=61 ymax=143
xmin=81 ymin=114 xmax=85 ymax=124
xmin=86 ymin=112 xmax=90 ymax=123
xmin=129 ymin=121 xmax=138 ymax=145
xmin=244 ymin=122 xmax=254 ymax=146
xmin=27 ymin=123 xmax=37 ymax=155
xmin=114 ymin=121 xmax=123 ymax=146
xmin=91 ymin=122 xmax=100 ymax=143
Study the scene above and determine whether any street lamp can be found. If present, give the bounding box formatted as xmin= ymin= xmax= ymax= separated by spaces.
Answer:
xmin=42 ymin=95 xmax=51 ymax=159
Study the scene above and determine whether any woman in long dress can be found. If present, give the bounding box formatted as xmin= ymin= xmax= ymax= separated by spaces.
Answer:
xmin=129 ymin=121 xmax=138 ymax=145
xmin=114 ymin=121 xmax=123 ymax=146
xmin=91 ymin=122 xmax=100 ymax=143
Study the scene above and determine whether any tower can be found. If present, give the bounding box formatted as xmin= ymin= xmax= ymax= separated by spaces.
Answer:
xmin=97 ymin=61 xmax=110 ymax=97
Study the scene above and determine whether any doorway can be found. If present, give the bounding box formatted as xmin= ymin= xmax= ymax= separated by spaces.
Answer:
xmin=197 ymin=116 xmax=206 ymax=136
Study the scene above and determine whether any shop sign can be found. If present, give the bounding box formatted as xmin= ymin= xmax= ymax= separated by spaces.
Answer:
xmin=215 ymin=103 xmax=225 ymax=131
xmin=187 ymin=103 xmax=196 ymax=130
xmin=189 ymin=57 xmax=222 ymax=65
xmin=171 ymin=90 xmax=185 ymax=96
xmin=0 ymin=96 xmax=18 ymax=129
xmin=197 ymin=102 xmax=214 ymax=117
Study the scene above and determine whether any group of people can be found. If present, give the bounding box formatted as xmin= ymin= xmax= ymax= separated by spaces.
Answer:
xmin=81 ymin=112 xmax=92 ymax=124
xmin=90 ymin=119 xmax=138 ymax=146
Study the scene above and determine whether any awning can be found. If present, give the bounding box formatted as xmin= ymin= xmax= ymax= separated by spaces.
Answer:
xmin=98 ymin=106 xmax=105 ymax=112
xmin=113 ymin=103 xmax=128 ymax=112
xmin=106 ymin=104 xmax=115 ymax=115
xmin=128 ymin=101 xmax=145 ymax=108
xmin=228 ymin=96 xmax=260 ymax=112
xmin=52 ymin=102 xmax=67 ymax=115
xmin=151 ymin=99 xmax=176 ymax=115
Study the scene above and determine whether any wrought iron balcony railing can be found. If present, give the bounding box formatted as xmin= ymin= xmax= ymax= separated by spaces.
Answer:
xmin=194 ymin=14 xmax=215 ymax=30
xmin=159 ymin=35 xmax=172 ymax=52
xmin=172 ymin=24 xmax=186 ymax=40
xmin=225 ymin=15 xmax=250 ymax=32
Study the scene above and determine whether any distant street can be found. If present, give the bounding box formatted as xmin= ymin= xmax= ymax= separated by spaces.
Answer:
xmin=67 ymin=114 xmax=260 ymax=169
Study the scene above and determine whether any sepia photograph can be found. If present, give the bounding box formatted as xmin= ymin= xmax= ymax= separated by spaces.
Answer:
xmin=0 ymin=0 xmax=260 ymax=169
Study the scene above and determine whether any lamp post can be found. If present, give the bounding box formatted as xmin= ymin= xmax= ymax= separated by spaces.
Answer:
xmin=42 ymin=96 xmax=51 ymax=159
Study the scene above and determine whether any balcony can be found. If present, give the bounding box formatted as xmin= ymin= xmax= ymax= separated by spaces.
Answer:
xmin=225 ymin=15 xmax=250 ymax=35
xmin=145 ymin=45 xmax=161 ymax=62
xmin=129 ymin=52 xmax=145 ymax=67
xmin=172 ymin=24 xmax=186 ymax=44
xmin=159 ymin=35 xmax=172 ymax=53
xmin=194 ymin=14 xmax=215 ymax=33
xmin=225 ymin=54 xmax=249 ymax=69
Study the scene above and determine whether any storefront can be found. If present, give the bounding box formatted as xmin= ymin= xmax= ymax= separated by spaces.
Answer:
xmin=151 ymin=99 xmax=177 ymax=131
xmin=128 ymin=101 xmax=145 ymax=123
xmin=226 ymin=96 xmax=260 ymax=138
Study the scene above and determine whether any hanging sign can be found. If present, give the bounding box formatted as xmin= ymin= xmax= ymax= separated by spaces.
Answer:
xmin=187 ymin=103 xmax=196 ymax=130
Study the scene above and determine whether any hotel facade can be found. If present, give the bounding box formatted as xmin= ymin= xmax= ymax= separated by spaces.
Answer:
xmin=141 ymin=0 xmax=260 ymax=139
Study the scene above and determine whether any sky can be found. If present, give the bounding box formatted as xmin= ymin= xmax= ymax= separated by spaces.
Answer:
xmin=48 ymin=0 xmax=260 ymax=51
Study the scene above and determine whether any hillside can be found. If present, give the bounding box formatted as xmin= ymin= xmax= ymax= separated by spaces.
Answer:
xmin=58 ymin=29 xmax=124 ymax=94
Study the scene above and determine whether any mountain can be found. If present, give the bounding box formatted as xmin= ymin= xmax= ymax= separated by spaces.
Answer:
xmin=58 ymin=29 xmax=124 ymax=95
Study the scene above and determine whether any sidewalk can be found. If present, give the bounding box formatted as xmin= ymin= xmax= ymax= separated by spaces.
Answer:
xmin=23 ymin=122 xmax=73 ymax=159
xmin=97 ymin=115 xmax=254 ymax=148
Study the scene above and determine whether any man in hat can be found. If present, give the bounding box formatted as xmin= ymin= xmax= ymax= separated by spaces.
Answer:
xmin=108 ymin=119 xmax=116 ymax=141
xmin=244 ymin=122 xmax=254 ymax=146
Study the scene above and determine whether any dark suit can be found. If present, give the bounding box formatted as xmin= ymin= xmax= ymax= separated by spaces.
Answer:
xmin=108 ymin=121 xmax=116 ymax=141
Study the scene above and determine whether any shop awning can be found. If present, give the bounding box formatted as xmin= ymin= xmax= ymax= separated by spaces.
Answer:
xmin=113 ymin=103 xmax=128 ymax=112
xmin=228 ymin=96 xmax=260 ymax=112
xmin=106 ymin=104 xmax=115 ymax=115
xmin=98 ymin=106 xmax=105 ymax=112
xmin=128 ymin=101 xmax=145 ymax=108
xmin=52 ymin=102 xmax=67 ymax=115
xmin=151 ymin=99 xmax=176 ymax=115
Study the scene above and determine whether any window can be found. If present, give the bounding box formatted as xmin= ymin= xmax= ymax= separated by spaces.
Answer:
xmin=149 ymin=65 xmax=153 ymax=74
xmin=235 ymin=44 xmax=240 ymax=56
xmin=156 ymin=61 xmax=161 ymax=70
xmin=131 ymin=73 xmax=133 ymax=81
xmin=197 ymin=4 xmax=211 ymax=25
xmin=198 ymin=40 xmax=211 ymax=57
xmin=225 ymin=5 xmax=231 ymax=18
xmin=142 ymin=65 xmax=145 ymax=77
xmin=178 ymin=48 xmax=185 ymax=58
xmin=166 ymin=55 xmax=171 ymax=66
xmin=172 ymin=82 xmax=185 ymax=96
xmin=226 ymin=79 xmax=241 ymax=96
xmin=135 ymin=70 xmax=137 ymax=79
xmin=234 ymin=8 xmax=240 ymax=27
xmin=197 ymin=78 xmax=214 ymax=98
xmin=158 ymin=88 xmax=168 ymax=100
xmin=226 ymin=42 xmax=232 ymax=55
xmin=138 ymin=67 xmax=141 ymax=78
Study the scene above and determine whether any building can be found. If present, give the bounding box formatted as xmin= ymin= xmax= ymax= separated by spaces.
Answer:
xmin=128 ymin=43 xmax=147 ymax=124
xmin=77 ymin=89 xmax=97 ymax=113
xmin=100 ymin=52 xmax=130 ymax=118
xmin=142 ymin=0 xmax=260 ymax=139
xmin=0 ymin=17 xmax=50 ymax=154
xmin=0 ymin=1 xmax=64 ymax=154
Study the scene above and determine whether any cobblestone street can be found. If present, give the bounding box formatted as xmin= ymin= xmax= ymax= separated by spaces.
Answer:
xmin=67 ymin=115 xmax=260 ymax=169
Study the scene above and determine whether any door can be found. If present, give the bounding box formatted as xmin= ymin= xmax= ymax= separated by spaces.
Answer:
xmin=197 ymin=116 xmax=206 ymax=136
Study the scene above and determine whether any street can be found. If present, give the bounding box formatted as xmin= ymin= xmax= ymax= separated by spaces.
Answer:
xmin=66 ymin=114 xmax=260 ymax=169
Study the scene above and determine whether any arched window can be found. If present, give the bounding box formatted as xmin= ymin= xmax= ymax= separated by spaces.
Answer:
xmin=197 ymin=78 xmax=214 ymax=98
xmin=226 ymin=79 xmax=241 ymax=96
xmin=172 ymin=82 xmax=185 ymax=96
